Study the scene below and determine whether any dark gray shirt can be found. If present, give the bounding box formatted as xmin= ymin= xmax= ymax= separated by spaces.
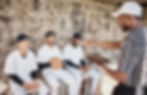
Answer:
xmin=119 ymin=26 xmax=146 ymax=87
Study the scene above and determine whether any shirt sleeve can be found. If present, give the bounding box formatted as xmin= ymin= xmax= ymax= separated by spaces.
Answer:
xmin=30 ymin=70 xmax=38 ymax=79
xmin=37 ymin=49 xmax=50 ymax=70
xmin=4 ymin=54 xmax=16 ymax=75
xmin=64 ymin=60 xmax=80 ymax=68
xmin=38 ymin=63 xmax=50 ymax=70
xmin=80 ymin=59 xmax=87 ymax=67
xmin=9 ymin=74 xmax=24 ymax=86
xmin=30 ymin=52 xmax=39 ymax=79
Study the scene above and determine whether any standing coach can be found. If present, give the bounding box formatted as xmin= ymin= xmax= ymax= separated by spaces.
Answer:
xmin=89 ymin=1 xmax=147 ymax=95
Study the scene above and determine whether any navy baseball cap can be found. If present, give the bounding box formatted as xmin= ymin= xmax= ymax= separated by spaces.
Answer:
xmin=45 ymin=30 xmax=56 ymax=38
xmin=16 ymin=34 xmax=29 ymax=43
xmin=73 ymin=32 xmax=82 ymax=39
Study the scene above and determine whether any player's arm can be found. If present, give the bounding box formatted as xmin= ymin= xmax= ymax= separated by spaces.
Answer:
xmin=30 ymin=70 xmax=40 ymax=89
xmin=5 ymin=55 xmax=34 ymax=91
xmin=79 ymin=59 xmax=90 ymax=72
xmin=38 ymin=62 xmax=51 ymax=70
xmin=8 ymin=74 xmax=33 ymax=91
xmin=5 ymin=55 xmax=25 ymax=86
xmin=37 ymin=50 xmax=51 ymax=70
xmin=64 ymin=60 xmax=80 ymax=69
xmin=30 ymin=70 xmax=39 ymax=79
xmin=8 ymin=74 xmax=24 ymax=85
xmin=63 ymin=47 xmax=80 ymax=69
xmin=99 ymin=64 xmax=128 ymax=83
xmin=80 ymin=59 xmax=87 ymax=67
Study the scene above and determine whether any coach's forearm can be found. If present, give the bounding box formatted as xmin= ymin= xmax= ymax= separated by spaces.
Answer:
xmin=94 ymin=41 xmax=122 ymax=49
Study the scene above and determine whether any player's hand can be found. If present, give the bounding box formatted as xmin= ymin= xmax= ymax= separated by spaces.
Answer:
xmin=50 ymin=57 xmax=63 ymax=70
xmin=32 ymin=80 xmax=40 ymax=89
xmin=80 ymin=66 xmax=90 ymax=73
xmin=23 ymin=83 xmax=33 ymax=91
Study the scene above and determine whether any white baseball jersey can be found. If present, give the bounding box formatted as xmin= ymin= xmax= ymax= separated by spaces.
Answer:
xmin=37 ymin=44 xmax=62 ymax=64
xmin=63 ymin=44 xmax=85 ymax=66
xmin=4 ymin=50 xmax=38 ymax=83
xmin=38 ymin=45 xmax=77 ymax=95
xmin=64 ymin=44 xmax=101 ymax=95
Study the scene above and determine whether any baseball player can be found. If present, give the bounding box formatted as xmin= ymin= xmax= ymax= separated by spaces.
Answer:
xmin=4 ymin=34 xmax=48 ymax=95
xmin=37 ymin=31 xmax=77 ymax=95
xmin=63 ymin=32 xmax=101 ymax=95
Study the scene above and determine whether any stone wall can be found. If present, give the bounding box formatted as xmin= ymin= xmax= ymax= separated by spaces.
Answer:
xmin=0 ymin=0 xmax=124 ymax=67
xmin=0 ymin=0 xmax=146 ymax=95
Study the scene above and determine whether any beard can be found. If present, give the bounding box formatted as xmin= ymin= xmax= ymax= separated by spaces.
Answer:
xmin=121 ymin=26 xmax=131 ymax=32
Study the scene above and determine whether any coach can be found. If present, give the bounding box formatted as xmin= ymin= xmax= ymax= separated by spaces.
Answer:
xmin=91 ymin=1 xmax=147 ymax=95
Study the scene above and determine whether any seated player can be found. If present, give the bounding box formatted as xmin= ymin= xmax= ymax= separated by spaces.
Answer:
xmin=63 ymin=32 xmax=101 ymax=95
xmin=4 ymin=34 xmax=48 ymax=95
xmin=37 ymin=31 xmax=77 ymax=95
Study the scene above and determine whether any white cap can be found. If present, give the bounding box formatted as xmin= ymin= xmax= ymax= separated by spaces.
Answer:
xmin=112 ymin=1 xmax=143 ymax=18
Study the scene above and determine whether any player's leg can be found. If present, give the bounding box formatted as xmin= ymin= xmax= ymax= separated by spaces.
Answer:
xmin=67 ymin=68 xmax=83 ymax=95
xmin=10 ymin=83 xmax=27 ymax=95
xmin=57 ymin=70 xmax=77 ymax=95
xmin=45 ymin=76 xmax=60 ymax=95
xmin=88 ymin=68 xmax=101 ymax=95
xmin=42 ymin=69 xmax=60 ymax=95
xmin=38 ymin=80 xmax=49 ymax=95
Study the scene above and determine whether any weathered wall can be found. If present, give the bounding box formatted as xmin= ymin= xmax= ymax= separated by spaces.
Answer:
xmin=0 ymin=0 xmax=124 ymax=68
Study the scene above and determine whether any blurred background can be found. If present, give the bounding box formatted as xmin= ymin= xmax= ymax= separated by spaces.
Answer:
xmin=0 ymin=0 xmax=147 ymax=95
